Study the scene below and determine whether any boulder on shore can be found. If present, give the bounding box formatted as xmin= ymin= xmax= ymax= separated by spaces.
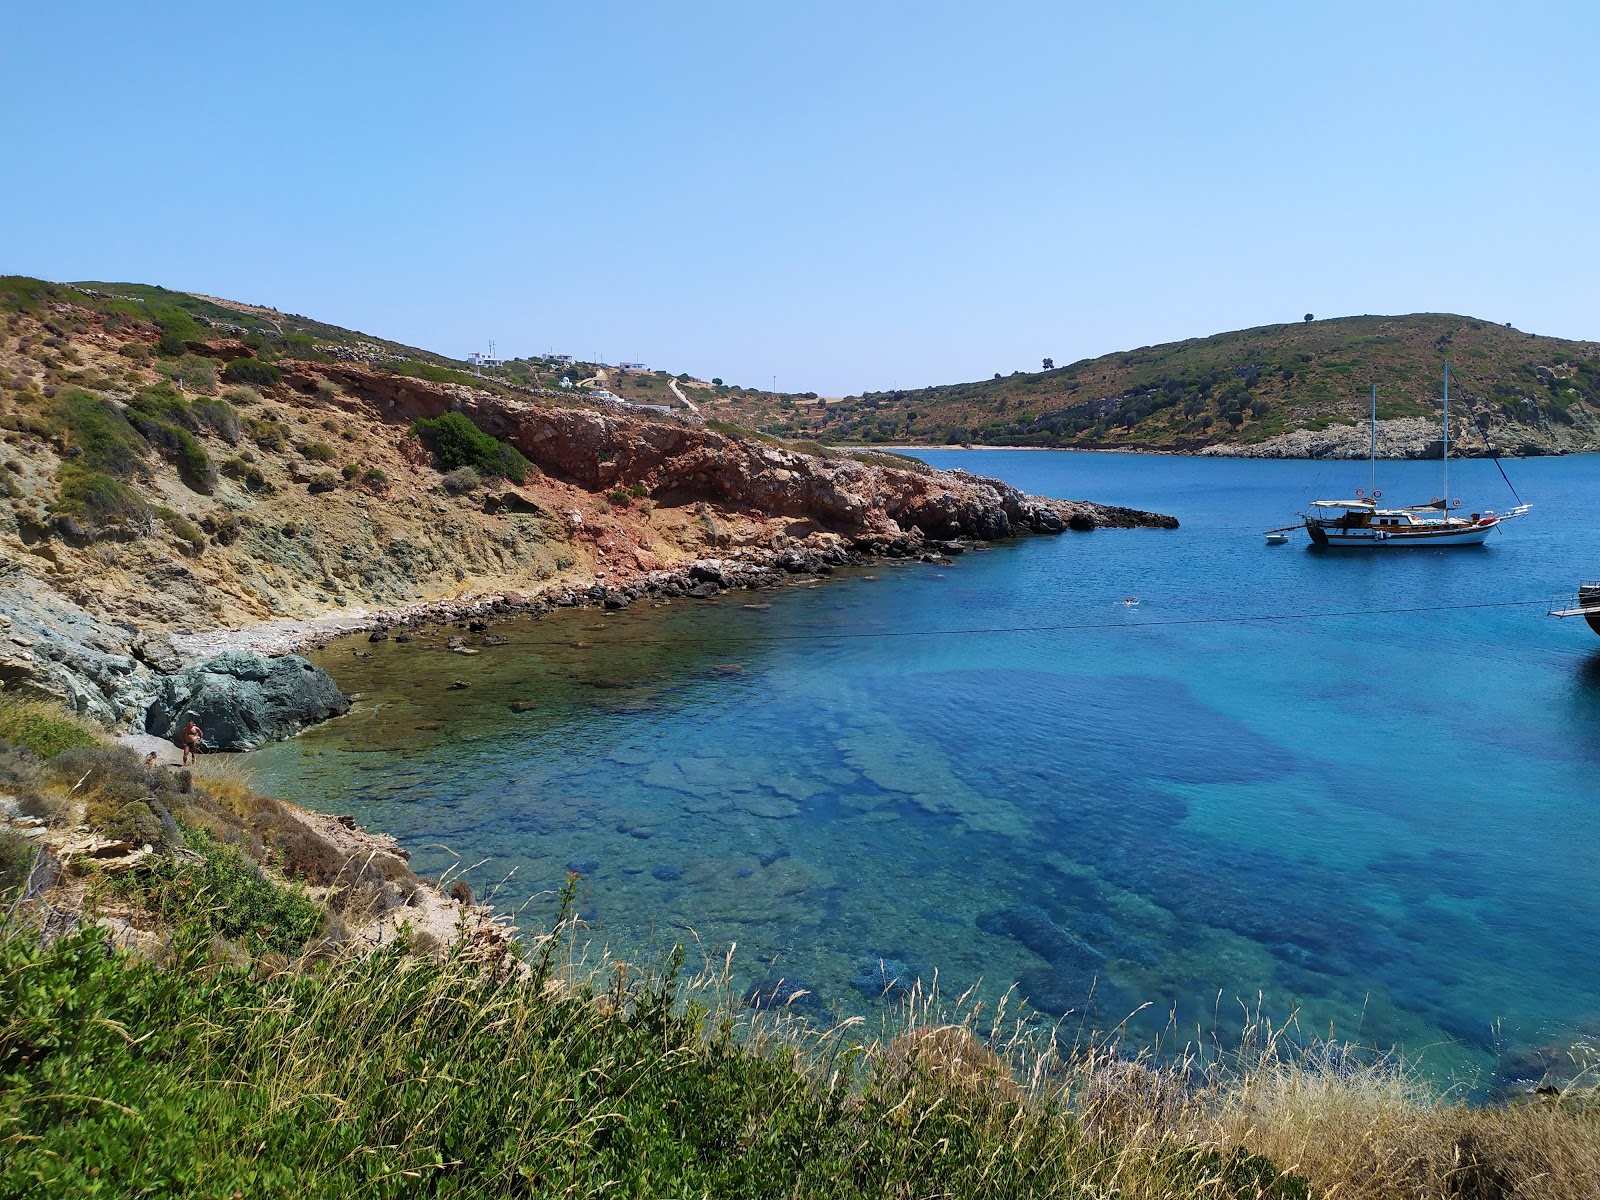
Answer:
xmin=145 ymin=651 xmax=350 ymax=751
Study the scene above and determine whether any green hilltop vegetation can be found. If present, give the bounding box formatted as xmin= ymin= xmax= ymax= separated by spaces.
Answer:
xmin=704 ymin=314 xmax=1600 ymax=454
xmin=1 ymin=276 xmax=796 ymax=415
xmin=10 ymin=279 xmax=1596 ymax=455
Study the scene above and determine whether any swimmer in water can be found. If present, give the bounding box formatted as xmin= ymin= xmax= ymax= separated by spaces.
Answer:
xmin=1124 ymin=597 xmax=1139 ymax=607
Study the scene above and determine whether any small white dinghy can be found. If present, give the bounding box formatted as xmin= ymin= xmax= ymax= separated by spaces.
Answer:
xmin=1264 ymin=528 xmax=1292 ymax=545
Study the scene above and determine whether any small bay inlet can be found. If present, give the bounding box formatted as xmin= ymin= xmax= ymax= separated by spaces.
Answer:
xmin=252 ymin=449 xmax=1600 ymax=1089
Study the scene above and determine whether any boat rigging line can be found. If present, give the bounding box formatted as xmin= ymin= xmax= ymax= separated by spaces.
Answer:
xmin=1460 ymin=403 xmax=1525 ymax=505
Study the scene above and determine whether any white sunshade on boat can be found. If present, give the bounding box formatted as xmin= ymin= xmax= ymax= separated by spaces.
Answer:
xmin=1309 ymin=499 xmax=1376 ymax=509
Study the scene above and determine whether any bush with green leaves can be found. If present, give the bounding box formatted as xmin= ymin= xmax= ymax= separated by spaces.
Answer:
xmin=221 ymin=357 xmax=281 ymax=387
xmin=152 ymin=307 xmax=201 ymax=357
xmin=189 ymin=397 xmax=241 ymax=442
xmin=113 ymin=824 xmax=325 ymax=957
xmin=0 ymin=701 xmax=102 ymax=759
xmin=155 ymin=506 xmax=206 ymax=552
xmin=123 ymin=386 xmax=219 ymax=493
xmin=51 ymin=467 xmax=151 ymax=532
xmin=409 ymin=411 xmax=530 ymax=483
xmin=245 ymin=417 xmax=289 ymax=452
xmin=54 ymin=389 xmax=147 ymax=478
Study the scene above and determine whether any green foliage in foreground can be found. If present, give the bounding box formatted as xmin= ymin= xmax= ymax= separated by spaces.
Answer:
xmin=0 ymin=700 xmax=102 ymax=759
xmin=111 ymin=824 xmax=326 ymax=957
xmin=0 ymin=922 xmax=1304 ymax=1199
xmin=409 ymin=410 xmax=531 ymax=484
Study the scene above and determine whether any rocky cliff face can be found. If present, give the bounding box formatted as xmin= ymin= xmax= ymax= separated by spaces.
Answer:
xmin=0 ymin=296 xmax=1174 ymax=741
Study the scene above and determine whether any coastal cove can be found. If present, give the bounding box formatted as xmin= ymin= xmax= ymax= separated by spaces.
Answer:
xmin=251 ymin=450 xmax=1600 ymax=1090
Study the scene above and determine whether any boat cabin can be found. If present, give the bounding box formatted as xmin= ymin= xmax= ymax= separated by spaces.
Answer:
xmin=1307 ymin=499 xmax=1482 ymax=530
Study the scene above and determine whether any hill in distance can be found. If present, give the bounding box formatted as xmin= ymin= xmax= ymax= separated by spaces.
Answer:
xmin=704 ymin=314 xmax=1600 ymax=457
xmin=19 ymin=281 xmax=1600 ymax=457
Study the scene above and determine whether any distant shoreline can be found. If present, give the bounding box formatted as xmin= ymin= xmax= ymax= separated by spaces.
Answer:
xmin=842 ymin=443 xmax=1592 ymax=462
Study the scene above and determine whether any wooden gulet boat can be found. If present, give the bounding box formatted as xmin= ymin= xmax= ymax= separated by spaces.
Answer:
xmin=1297 ymin=366 xmax=1530 ymax=549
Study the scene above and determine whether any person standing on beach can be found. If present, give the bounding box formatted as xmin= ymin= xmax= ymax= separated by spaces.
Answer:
xmin=180 ymin=716 xmax=205 ymax=765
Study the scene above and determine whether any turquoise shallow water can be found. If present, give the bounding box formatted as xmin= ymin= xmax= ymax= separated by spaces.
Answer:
xmin=251 ymin=450 xmax=1600 ymax=1086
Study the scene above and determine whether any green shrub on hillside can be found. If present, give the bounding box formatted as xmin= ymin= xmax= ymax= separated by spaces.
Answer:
xmin=55 ymin=390 xmax=147 ymax=478
xmin=164 ymin=355 xmax=217 ymax=394
xmin=155 ymin=506 xmax=206 ymax=553
xmin=246 ymin=417 xmax=290 ymax=452
xmin=122 ymin=385 xmax=223 ymax=492
xmin=114 ymin=825 xmax=325 ymax=956
xmin=51 ymin=467 xmax=151 ymax=532
xmin=152 ymin=307 xmax=202 ymax=357
xmin=0 ymin=701 xmax=102 ymax=759
xmin=221 ymin=357 xmax=282 ymax=387
xmin=189 ymin=397 xmax=241 ymax=442
xmin=221 ymin=455 xmax=272 ymax=493
xmin=409 ymin=411 xmax=530 ymax=483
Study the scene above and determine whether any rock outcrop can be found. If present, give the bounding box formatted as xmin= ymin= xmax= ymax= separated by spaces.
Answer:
xmin=145 ymin=651 xmax=349 ymax=751
xmin=0 ymin=565 xmax=346 ymax=748
xmin=452 ymin=397 xmax=1177 ymax=541
xmin=0 ymin=569 xmax=155 ymax=726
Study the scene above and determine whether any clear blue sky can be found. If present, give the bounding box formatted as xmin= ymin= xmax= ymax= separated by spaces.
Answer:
xmin=5 ymin=2 xmax=1597 ymax=394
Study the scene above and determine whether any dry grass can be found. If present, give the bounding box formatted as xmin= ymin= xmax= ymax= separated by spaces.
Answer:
xmin=735 ymin=969 xmax=1600 ymax=1200
xmin=1205 ymin=1046 xmax=1600 ymax=1199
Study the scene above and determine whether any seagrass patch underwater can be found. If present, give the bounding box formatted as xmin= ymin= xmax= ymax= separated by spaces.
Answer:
xmin=250 ymin=450 xmax=1600 ymax=1091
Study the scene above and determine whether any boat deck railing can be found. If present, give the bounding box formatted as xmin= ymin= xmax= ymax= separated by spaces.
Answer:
xmin=1550 ymin=581 xmax=1600 ymax=618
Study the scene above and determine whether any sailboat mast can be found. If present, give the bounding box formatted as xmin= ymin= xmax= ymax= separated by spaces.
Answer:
xmin=1369 ymin=383 xmax=1377 ymax=498
xmin=1443 ymin=361 xmax=1450 ymax=506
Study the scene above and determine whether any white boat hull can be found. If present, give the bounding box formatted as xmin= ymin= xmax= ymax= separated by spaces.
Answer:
xmin=1305 ymin=520 xmax=1496 ymax=548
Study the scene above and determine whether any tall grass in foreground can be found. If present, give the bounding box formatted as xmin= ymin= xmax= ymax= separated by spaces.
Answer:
xmin=1 ymin=882 xmax=1596 ymax=1198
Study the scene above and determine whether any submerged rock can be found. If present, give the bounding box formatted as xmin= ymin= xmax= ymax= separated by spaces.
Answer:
xmin=745 ymin=977 xmax=823 ymax=1016
xmin=849 ymin=955 xmax=920 ymax=1001
xmin=976 ymin=904 xmax=1104 ymax=969
xmin=145 ymin=652 xmax=350 ymax=751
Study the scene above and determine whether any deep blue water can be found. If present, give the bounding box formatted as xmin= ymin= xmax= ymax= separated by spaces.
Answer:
xmin=252 ymin=450 xmax=1600 ymax=1086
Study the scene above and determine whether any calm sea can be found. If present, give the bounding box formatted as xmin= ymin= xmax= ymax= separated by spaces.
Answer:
xmin=251 ymin=450 xmax=1600 ymax=1087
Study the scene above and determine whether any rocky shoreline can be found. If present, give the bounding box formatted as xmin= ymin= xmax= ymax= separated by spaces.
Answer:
xmin=4 ymin=497 xmax=1177 ymax=750
xmin=0 ymin=298 xmax=1177 ymax=750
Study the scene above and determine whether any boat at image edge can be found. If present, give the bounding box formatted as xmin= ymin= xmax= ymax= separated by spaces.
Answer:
xmin=1289 ymin=364 xmax=1531 ymax=549
xmin=1550 ymin=581 xmax=1600 ymax=638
